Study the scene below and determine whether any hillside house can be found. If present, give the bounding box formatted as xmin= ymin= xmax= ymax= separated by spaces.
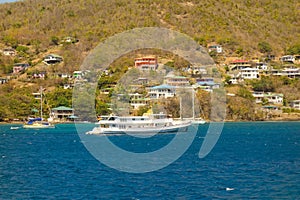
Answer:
xmin=207 ymin=44 xmax=223 ymax=53
xmin=134 ymin=56 xmax=158 ymax=71
xmin=255 ymin=62 xmax=268 ymax=71
xmin=229 ymin=60 xmax=251 ymax=71
xmin=148 ymin=84 xmax=176 ymax=99
xmin=290 ymin=100 xmax=300 ymax=110
xmin=50 ymin=106 xmax=74 ymax=121
xmin=63 ymin=84 xmax=73 ymax=89
xmin=281 ymin=67 xmax=300 ymax=78
xmin=61 ymin=36 xmax=79 ymax=44
xmin=31 ymin=71 xmax=46 ymax=79
xmin=185 ymin=65 xmax=208 ymax=75
xmin=2 ymin=48 xmax=16 ymax=56
xmin=57 ymin=73 xmax=72 ymax=79
xmin=294 ymin=55 xmax=300 ymax=64
xmin=269 ymin=67 xmax=300 ymax=78
xmin=252 ymin=92 xmax=283 ymax=105
xmin=266 ymin=54 xmax=276 ymax=61
xmin=73 ymin=71 xmax=83 ymax=79
xmin=43 ymin=54 xmax=63 ymax=65
xmin=135 ymin=77 xmax=149 ymax=85
xmin=129 ymin=93 xmax=150 ymax=109
xmin=0 ymin=77 xmax=8 ymax=84
xmin=13 ymin=63 xmax=30 ymax=74
xmin=194 ymin=78 xmax=220 ymax=92
xmin=280 ymin=55 xmax=295 ymax=63
xmin=240 ymin=67 xmax=259 ymax=79
xmin=164 ymin=74 xmax=190 ymax=87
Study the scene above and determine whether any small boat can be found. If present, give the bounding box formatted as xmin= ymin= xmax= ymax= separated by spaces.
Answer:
xmin=23 ymin=87 xmax=55 ymax=129
xmin=87 ymin=113 xmax=191 ymax=135
xmin=10 ymin=126 xmax=20 ymax=130
xmin=23 ymin=118 xmax=55 ymax=129
xmin=191 ymin=118 xmax=206 ymax=125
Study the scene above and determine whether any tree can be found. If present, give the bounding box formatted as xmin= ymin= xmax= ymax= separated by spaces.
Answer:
xmin=258 ymin=41 xmax=272 ymax=53
xmin=251 ymin=77 xmax=275 ymax=92
xmin=237 ymin=87 xmax=254 ymax=100
xmin=50 ymin=36 xmax=60 ymax=45
xmin=286 ymin=43 xmax=300 ymax=55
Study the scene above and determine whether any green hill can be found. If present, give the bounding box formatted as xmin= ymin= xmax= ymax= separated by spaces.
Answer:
xmin=0 ymin=0 xmax=300 ymax=121
xmin=0 ymin=0 xmax=299 ymax=57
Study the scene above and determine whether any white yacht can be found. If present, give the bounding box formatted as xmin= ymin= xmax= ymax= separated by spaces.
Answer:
xmin=87 ymin=113 xmax=191 ymax=135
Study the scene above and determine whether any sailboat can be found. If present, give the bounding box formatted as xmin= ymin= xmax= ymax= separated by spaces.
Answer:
xmin=23 ymin=87 xmax=55 ymax=129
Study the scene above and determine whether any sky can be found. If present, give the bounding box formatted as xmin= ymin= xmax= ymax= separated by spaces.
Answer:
xmin=0 ymin=0 xmax=19 ymax=3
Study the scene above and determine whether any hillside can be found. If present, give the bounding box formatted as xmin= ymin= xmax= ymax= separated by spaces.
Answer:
xmin=0 ymin=0 xmax=299 ymax=59
xmin=0 ymin=0 xmax=300 ymax=121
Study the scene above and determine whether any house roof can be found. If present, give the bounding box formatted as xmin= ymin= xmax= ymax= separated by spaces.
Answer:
xmin=45 ymin=54 xmax=62 ymax=58
xmin=196 ymin=81 xmax=216 ymax=86
xmin=241 ymin=67 xmax=259 ymax=71
xmin=52 ymin=106 xmax=73 ymax=111
xmin=151 ymin=84 xmax=175 ymax=90
xmin=231 ymin=59 xmax=249 ymax=64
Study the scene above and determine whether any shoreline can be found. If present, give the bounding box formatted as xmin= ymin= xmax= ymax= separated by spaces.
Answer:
xmin=1 ymin=119 xmax=300 ymax=125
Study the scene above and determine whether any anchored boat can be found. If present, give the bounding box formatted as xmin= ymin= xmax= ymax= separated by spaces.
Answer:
xmin=87 ymin=113 xmax=191 ymax=135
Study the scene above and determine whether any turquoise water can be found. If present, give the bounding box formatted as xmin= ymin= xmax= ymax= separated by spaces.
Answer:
xmin=0 ymin=122 xmax=299 ymax=199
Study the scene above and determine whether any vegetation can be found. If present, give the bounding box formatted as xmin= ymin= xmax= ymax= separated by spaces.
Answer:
xmin=0 ymin=0 xmax=299 ymax=121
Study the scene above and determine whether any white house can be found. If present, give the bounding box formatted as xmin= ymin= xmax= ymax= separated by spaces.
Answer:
xmin=129 ymin=93 xmax=150 ymax=109
xmin=208 ymin=44 xmax=223 ymax=53
xmin=2 ymin=48 xmax=16 ymax=56
xmin=240 ymin=67 xmax=259 ymax=79
xmin=281 ymin=67 xmax=300 ymax=78
xmin=290 ymin=100 xmax=300 ymax=110
xmin=264 ymin=92 xmax=283 ymax=105
xmin=43 ymin=54 xmax=63 ymax=65
xmin=148 ymin=84 xmax=176 ymax=99
xmin=280 ymin=55 xmax=295 ymax=63
xmin=0 ymin=77 xmax=8 ymax=84
xmin=252 ymin=92 xmax=283 ymax=105
xmin=185 ymin=65 xmax=208 ymax=75
xmin=255 ymin=62 xmax=268 ymax=71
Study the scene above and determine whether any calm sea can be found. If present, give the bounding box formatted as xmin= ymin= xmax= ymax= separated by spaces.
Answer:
xmin=0 ymin=122 xmax=299 ymax=199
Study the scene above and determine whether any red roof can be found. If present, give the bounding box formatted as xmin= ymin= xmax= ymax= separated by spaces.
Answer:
xmin=231 ymin=59 xmax=249 ymax=63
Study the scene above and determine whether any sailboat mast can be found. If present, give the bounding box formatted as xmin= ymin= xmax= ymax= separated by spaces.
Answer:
xmin=192 ymin=88 xmax=195 ymax=120
xmin=180 ymin=96 xmax=183 ymax=120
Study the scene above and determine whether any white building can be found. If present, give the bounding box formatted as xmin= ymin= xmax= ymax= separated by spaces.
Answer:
xmin=255 ymin=62 xmax=268 ymax=70
xmin=129 ymin=93 xmax=150 ymax=109
xmin=43 ymin=54 xmax=63 ymax=65
xmin=290 ymin=100 xmax=300 ymax=110
xmin=280 ymin=55 xmax=295 ymax=63
xmin=240 ymin=67 xmax=259 ymax=79
xmin=148 ymin=84 xmax=176 ymax=99
xmin=208 ymin=44 xmax=222 ymax=53
xmin=252 ymin=92 xmax=283 ymax=105
xmin=2 ymin=48 xmax=16 ymax=56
